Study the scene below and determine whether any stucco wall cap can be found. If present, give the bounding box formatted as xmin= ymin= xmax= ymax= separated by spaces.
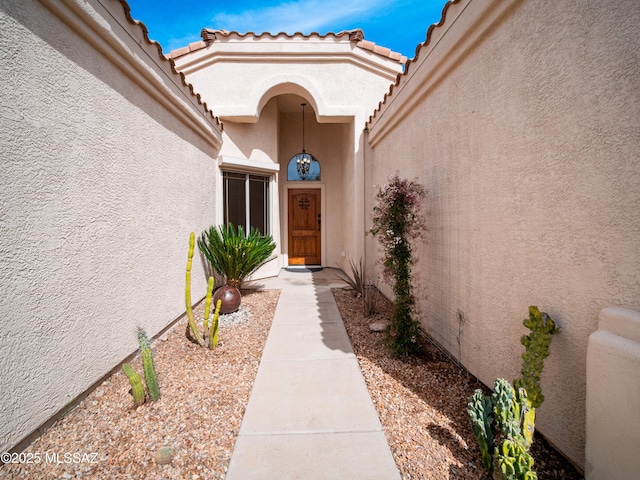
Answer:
xmin=598 ymin=306 xmax=640 ymax=343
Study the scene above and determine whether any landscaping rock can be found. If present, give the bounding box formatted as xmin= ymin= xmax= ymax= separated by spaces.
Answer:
xmin=155 ymin=446 xmax=175 ymax=465
xmin=369 ymin=321 xmax=388 ymax=332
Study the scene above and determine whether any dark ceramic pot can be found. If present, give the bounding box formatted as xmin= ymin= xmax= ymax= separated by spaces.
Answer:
xmin=213 ymin=285 xmax=241 ymax=314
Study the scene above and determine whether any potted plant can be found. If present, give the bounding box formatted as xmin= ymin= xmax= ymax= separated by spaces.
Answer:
xmin=197 ymin=223 xmax=276 ymax=312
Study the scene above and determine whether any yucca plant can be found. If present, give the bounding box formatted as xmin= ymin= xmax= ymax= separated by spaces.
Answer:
xmin=198 ymin=223 xmax=276 ymax=288
xmin=338 ymin=258 xmax=365 ymax=297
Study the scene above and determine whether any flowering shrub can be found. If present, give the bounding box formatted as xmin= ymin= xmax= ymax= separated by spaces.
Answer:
xmin=370 ymin=174 xmax=426 ymax=357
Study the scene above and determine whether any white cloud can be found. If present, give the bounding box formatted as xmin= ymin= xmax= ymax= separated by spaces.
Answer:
xmin=210 ymin=0 xmax=386 ymax=34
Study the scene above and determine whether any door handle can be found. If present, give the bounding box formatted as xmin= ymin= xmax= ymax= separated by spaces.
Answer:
xmin=317 ymin=213 xmax=321 ymax=231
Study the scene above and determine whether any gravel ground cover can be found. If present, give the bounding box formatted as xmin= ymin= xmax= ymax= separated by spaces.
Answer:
xmin=333 ymin=287 xmax=583 ymax=480
xmin=1 ymin=289 xmax=280 ymax=480
xmin=2 ymin=286 xmax=583 ymax=480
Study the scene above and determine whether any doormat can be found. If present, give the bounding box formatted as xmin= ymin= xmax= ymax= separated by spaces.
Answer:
xmin=285 ymin=266 xmax=324 ymax=273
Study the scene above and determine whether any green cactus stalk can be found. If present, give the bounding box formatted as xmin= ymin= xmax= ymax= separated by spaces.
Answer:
xmin=185 ymin=232 xmax=205 ymax=347
xmin=468 ymin=390 xmax=494 ymax=473
xmin=492 ymin=379 xmax=535 ymax=449
xmin=513 ymin=306 xmax=560 ymax=408
xmin=518 ymin=389 xmax=535 ymax=449
xmin=495 ymin=438 xmax=537 ymax=480
xmin=122 ymin=363 xmax=145 ymax=406
xmin=138 ymin=329 xmax=160 ymax=401
xmin=492 ymin=379 xmax=521 ymax=442
xmin=209 ymin=299 xmax=221 ymax=349
xmin=202 ymin=276 xmax=214 ymax=336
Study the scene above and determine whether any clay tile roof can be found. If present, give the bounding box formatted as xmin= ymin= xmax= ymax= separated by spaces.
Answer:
xmin=367 ymin=0 xmax=461 ymax=126
xmin=167 ymin=28 xmax=406 ymax=64
xmin=117 ymin=0 xmax=222 ymax=128
xmin=166 ymin=40 xmax=208 ymax=59
xmin=356 ymin=39 xmax=407 ymax=64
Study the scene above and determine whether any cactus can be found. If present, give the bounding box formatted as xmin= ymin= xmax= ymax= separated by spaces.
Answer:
xmin=468 ymin=379 xmax=537 ymax=480
xmin=492 ymin=379 xmax=535 ymax=449
xmin=208 ymin=299 xmax=221 ymax=349
xmin=185 ymin=232 xmax=205 ymax=347
xmin=185 ymin=231 xmax=223 ymax=349
xmin=468 ymin=306 xmax=559 ymax=479
xmin=122 ymin=363 xmax=145 ymax=406
xmin=495 ymin=439 xmax=537 ymax=480
xmin=138 ymin=329 xmax=160 ymax=401
xmin=202 ymin=276 xmax=214 ymax=335
xmin=513 ymin=306 xmax=560 ymax=408
xmin=468 ymin=390 xmax=494 ymax=472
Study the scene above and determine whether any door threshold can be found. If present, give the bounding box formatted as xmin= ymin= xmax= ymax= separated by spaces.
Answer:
xmin=285 ymin=265 xmax=323 ymax=272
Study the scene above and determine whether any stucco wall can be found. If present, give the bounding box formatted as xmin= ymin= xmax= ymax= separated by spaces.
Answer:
xmin=174 ymin=33 xmax=402 ymax=270
xmin=365 ymin=0 xmax=640 ymax=468
xmin=0 ymin=0 xmax=221 ymax=452
xmin=173 ymin=33 xmax=402 ymax=124
xmin=220 ymin=99 xmax=280 ymax=165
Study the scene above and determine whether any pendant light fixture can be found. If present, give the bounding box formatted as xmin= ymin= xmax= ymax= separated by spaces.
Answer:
xmin=292 ymin=103 xmax=319 ymax=180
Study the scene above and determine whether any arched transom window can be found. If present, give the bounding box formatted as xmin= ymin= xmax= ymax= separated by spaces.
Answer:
xmin=287 ymin=153 xmax=320 ymax=181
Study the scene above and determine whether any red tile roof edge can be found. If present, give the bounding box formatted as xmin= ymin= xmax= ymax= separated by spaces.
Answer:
xmin=166 ymin=29 xmax=407 ymax=64
xmin=117 ymin=0 xmax=222 ymax=129
xmin=366 ymin=0 xmax=462 ymax=126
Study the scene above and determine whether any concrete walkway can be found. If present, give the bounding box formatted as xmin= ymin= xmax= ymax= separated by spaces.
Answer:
xmin=229 ymin=268 xmax=400 ymax=479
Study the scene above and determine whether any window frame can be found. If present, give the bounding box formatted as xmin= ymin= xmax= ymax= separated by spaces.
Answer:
xmin=222 ymin=170 xmax=271 ymax=236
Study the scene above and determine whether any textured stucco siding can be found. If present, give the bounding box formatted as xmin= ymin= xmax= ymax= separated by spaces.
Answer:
xmin=175 ymin=37 xmax=401 ymax=270
xmin=174 ymin=37 xmax=402 ymax=123
xmin=0 ymin=1 xmax=220 ymax=451
xmin=365 ymin=0 xmax=640 ymax=468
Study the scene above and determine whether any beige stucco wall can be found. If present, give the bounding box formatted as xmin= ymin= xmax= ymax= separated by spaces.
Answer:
xmin=0 ymin=0 xmax=222 ymax=452
xmin=173 ymin=33 xmax=402 ymax=271
xmin=365 ymin=0 xmax=640 ymax=469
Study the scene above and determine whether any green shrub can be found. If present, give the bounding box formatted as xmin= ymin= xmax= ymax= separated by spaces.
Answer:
xmin=369 ymin=174 xmax=426 ymax=357
xmin=198 ymin=223 xmax=276 ymax=288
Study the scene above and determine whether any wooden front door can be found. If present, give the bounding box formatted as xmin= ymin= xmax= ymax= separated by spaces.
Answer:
xmin=288 ymin=189 xmax=321 ymax=265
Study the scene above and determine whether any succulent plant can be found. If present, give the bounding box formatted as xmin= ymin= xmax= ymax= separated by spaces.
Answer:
xmin=468 ymin=389 xmax=494 ymax=472
xmin=468 ymin=379 xmax=537 ymax=480
xmin=513 ymin=306 xmax=560 ymax=408
xmin=185 ymin=232 xmax=219 ymax=349
xmin=185 ymin=232 xmax=205 ymax=347
xmin=122 ymin=363 xmax=145 ymax=406
xmin=137 ymin=329 xmax=160 ymax=401
xmin=208 ymin=299 xmax=221 ymax=349
xmin=467 ymin=307 xmax=559 ymax=479
xmin=495 ymin=438 xmax=537 ymax=480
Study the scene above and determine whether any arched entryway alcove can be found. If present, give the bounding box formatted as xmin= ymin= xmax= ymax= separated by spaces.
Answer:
xmin=261 ymin=93 xmax=353 ymax=268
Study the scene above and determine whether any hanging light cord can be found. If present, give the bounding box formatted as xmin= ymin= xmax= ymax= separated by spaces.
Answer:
xmin=301 ymin=103 xmax=306 ymax=153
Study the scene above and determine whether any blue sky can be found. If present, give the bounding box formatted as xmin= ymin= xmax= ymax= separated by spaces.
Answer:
xmin=127 ymin=0 xmax=449 ymax=59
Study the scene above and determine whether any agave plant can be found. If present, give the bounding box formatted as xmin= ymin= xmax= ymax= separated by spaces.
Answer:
xmin=197 ymin=223 xmax=276 ymax=288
